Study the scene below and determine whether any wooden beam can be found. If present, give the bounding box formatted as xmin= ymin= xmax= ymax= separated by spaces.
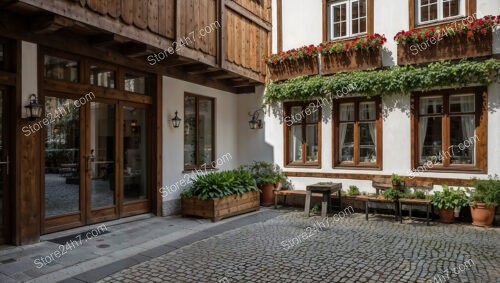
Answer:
xmin=277 ymin=0 xmax=282 ymax=51
xmin=88 ymin=34 xmax=118 ymax=48
xmin=163 ymin=66 xmax=238 ymax=94
xmin=122 ymin=42 xmax=152 ymax=58
xmin=30 ymin=14 xmax=75 ymax=34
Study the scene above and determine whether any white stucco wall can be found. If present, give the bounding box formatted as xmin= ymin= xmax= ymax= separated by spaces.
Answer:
xmin=161 ymin=76 xmax=240 ymax=213
xmin=264 ymin=2 xmax=500 ymax=192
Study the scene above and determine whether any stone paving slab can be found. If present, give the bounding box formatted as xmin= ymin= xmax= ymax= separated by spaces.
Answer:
xmin=97 ymin=210 xmax=500 ymax=283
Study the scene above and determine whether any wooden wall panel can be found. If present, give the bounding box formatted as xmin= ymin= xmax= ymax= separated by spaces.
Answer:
xmin=225 ymin=8 xmax=268 ymax=78
xmin=177 ymin=0 xmax=217 ymax=56
xmin=232 ymin=0 xmax=271 ymax=23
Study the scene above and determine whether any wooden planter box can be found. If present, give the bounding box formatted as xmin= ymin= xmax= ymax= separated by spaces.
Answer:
xmin=397 ymin=32 xmax=492 ymax=65
xmin=267 ymin=57 xmax=319 ymax=81
xmin=320 ymin=49 xmax=383 ymax=75
xmin=181 ymin=191 xmax=260 ymax=222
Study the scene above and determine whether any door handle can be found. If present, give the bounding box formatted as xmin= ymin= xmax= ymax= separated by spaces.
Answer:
xmin=0 ymin=155 xmax=9 ymax=175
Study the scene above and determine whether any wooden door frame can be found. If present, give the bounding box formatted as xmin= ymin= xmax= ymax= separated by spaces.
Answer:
xmin=0 ymin=86 xmax=12 ymax=244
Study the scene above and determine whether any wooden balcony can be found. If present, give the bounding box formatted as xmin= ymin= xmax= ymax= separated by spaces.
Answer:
xmin=0 ymin=0 xmax=271 ymax=93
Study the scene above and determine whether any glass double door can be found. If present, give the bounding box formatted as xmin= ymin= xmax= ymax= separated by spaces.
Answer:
xmin=44 ymin=95 xmax=148 ymax=232
xmin=0 ymin=88 xmax=11 ymax=243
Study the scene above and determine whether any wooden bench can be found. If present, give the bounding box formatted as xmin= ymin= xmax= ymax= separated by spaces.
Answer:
xmin=357 ymin=195 xmax=399 ymax=221
xmin=399 ymin=180 xmax=434 ymax=225
xmin=273 ymin=189 xmax=342 ymax=209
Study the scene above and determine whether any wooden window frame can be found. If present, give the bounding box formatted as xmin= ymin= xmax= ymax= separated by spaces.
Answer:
xmin=87 ymin=60 xmax=118 ymax=90
xmin=183 ymin=92 xmax=216 ymax=171
xmin=283 ymin=102 xmax=322 ymax=168
xmin=323 ymin=0 xmax=374 ymax=42
xmin=332 ymin=97 xmax=382 ymax=170
xmin=410 ymin=87 xmax=487 ymax=173
xmin=409 ymin=0 xmax=476 ymax=30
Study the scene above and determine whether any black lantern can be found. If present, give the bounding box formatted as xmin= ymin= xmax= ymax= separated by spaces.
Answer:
xmin=172 ymin=111 xmax=182 ymax=128
xmin=24 ymin=94 xmax=43 ymax=121
xmin=248 ymin=109 xmax=263 ymax=130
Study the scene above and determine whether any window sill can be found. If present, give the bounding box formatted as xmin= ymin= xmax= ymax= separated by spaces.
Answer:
xmin=411 ymin=166 xmax=486 ymax=174
xmin=285 ymin=164 xmax=321 ymax=169
xmin=326 ymin=33 xmax=368 ymax=43
xmin=415 ymin=16 xmax=468 ymax=30
xmin=333 ymin=165 xmax=382 ymax=171
xmin=183 ymin=167 xmax=218 ymax=174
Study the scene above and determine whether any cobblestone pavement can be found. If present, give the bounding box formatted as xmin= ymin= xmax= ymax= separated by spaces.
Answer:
xmin=98 ymin=210 xmax=500 ymax=283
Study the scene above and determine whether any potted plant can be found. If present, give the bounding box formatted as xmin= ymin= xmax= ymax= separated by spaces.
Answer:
xmin=431 ymin=185 xmax=469 ymax=223
xmin=390 ymin=173 xmax=405 ymax=190
xmin=468 ymin=176 xmax=500 ymax=227
xmin=246 ymin=161 xmax=285 ymax=206
xmin=181 ymin=169 xmax=260 ymax=221
xmin=382 ymin=188 xmax=404 ymax=201
xmin=347 ymin=185 xmax=360 ymax=196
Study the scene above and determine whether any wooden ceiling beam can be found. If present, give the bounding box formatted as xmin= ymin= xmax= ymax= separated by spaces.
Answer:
xmin=88 ymin=34 xmax=118 ymax=48
xmin=30 ymin=14 xmax=75 ymax=34
xmin=122 ymin=42 xmax=153 ymax=58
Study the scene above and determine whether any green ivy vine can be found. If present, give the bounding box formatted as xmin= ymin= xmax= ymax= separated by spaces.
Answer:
xmin=264 ymin=59 xmax=500 ymax=105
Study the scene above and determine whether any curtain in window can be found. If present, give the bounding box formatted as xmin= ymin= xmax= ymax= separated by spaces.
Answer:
xmin=339 ymin=123 xmax=347 ymax=159
xmin=459 ymin=95 xmax=475 ymax=142
xmin=339 ymin=103 xmax=354 ymax=161
xmin=368 ymin=123 xmax=376 ymax=146
xmin=418 ymin=98 xmax=432 ymax=162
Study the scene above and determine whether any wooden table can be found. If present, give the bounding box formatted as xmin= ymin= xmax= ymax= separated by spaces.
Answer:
xmin=399 ymin=198 xmax=433 ymax=226
xmin=304 ymin=183 xmax=342 ymax=217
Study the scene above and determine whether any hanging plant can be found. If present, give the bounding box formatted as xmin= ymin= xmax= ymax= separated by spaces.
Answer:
xmin=264 ymin=59 xmax=500 ymax=105
xmin=319 ymin=34 xmax=387 ymax=54
xmin=394 ymin=15 xmax=499 ymax=45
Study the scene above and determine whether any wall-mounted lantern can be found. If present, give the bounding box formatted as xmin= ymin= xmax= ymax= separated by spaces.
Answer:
xmin=24 ymin=94 xmax=43 ymax=121
xmin=248 ymin=109 xmax=264 ymax=130
xmin=172 ymin=111 xmax=182 ymax=128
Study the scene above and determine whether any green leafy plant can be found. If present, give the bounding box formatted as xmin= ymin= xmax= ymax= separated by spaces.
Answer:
xmin=245 ymin=161 xmax=285 ymax=187
xmin=382 ymin=188 xmax=405 ymax=200
xmin=264 ymin=59 xmax=500 ymax=105
xmin=311 ymin=205 xmax=320 ymax=214
xmin=414 ymin=190 xmax=426 ymax=199
xmin=390 ymin=174 xmax=404 ymax=186
xmin=469 ymin=175 xmax=500 ymax=207
xmin=180 ymin=169 xmax=259 ymax=200
xmin=431 ymin=185 xmax=469 ymax=210
xmin=348 ymin=185 xmax=360 ymax=196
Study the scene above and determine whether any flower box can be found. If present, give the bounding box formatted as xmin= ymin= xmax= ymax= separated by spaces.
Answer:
xmin=181 ymin=191 xmax=260 ymax=222
xmin=320 ymin=48 xmax=383 ymax=75
xmin=267 ymin=57 xmax=319 ymax=81
xmin=397 ymin=30 xmax=493 ymax=66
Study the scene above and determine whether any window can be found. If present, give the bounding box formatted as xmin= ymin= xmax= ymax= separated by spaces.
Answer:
xmin=184 ymin=93 xmax=215 ymax=170
xmin=328 ymin=0 xmax=367 ymax=39
xmin=124 ymin=73 xmax=149 ymax=95
xmin=333 ymin=98 xmax=381 ymax=168
xmin=413 ymin=88 xmax=487 ymax=171
xmin=44 ymin=55 xmax=79 ymax=83
xmin=284 ymin=102 xmax=321 ymax=167
xmin=416 ymin=0 xmax=464 ymax=25
xmin=90 ymin=65 xmax=116 ymax=88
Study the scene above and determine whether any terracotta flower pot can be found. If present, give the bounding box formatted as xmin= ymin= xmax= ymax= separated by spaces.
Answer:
xmin=260 ymin=183 xmax=275 ymax=206
xmin=439 ymin=208 xmax=455 ymax=223
xmin=470 ymin=203 xmax=496 ymax=227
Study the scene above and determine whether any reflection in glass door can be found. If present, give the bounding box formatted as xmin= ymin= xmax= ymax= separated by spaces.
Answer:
xmin=44 ymin=97 xmax=81 ymax=218
xmin=89 ymin=103 xmax=116 ymax=209
xmin=123 ymin=106 xmax=148 ymax=203
xmin=0 ymin=89 xmax=9 ymax=242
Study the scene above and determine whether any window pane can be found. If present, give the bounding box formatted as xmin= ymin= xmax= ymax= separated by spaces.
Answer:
xmin=340 ymin=103 xmax=355 ymax=121
xmin=305 ymin=105 xmax=319 ymax=123
xmin=44 ymin=55 xmax=79 ymax=82
xmin=289 ymin=125 xmax=302 ymax=162
xmin=443 ymin=0 xmax=460 ymax=18
xmin=450 ymin=94 xmax=474 ymax=113
xmin=44 ymin=97 xmax=80 ymax=217
xmin=184 ymin=96 xmax=197 ymax=167
xmin=420 ymin=96 xmax=443 ymax=115
xmin=352 ymin=1 xmax=359 ymax=19
xmin=420 ymin=6 xmax=429 ymax=22
xmin=450 ymin=115 xmax=475 ymax=165
xmin=359 ymin=17 xmax=367 ymax=33
xmin=90 ymin=103 xmax=115 ymax=209
xmin=125 ymin=73 xmax=148 ymax=95
xmin=339 ymin=123 xmax=354 ymax=162
xmin=334 ymin=23 xmax=342 ymax=38
xmin=419 ymin=117 xmax=442 ymax=164
xmin=352 ymin=19 xmax=359 ymax=34
xmin=90 ymin=66 xmax=116 ymax=88
xmin=359 ymin=102 xmax=376 ymax=121
xmin=306 ymin=125 xmax=318 ymax=162
xmin=359 ymin=0 xmax=366 ymax=17
xmin=123 ymin=107 xmax=148 ymax=202
xmin=429 ymin=1 xmax=438 ymax=21
xmin=290 ymin=106 xmax=303 ymax=123
xmin=198 ymin=99 xmax=213 ymax=165
xmin=359 ymin=122 xmax=376 ymax=163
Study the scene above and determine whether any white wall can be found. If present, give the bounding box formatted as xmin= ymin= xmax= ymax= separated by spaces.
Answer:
xmin=281 ymin=0 xmax=323 ymax=50
xmin=162 ymin=76 xmax=240 ymax=214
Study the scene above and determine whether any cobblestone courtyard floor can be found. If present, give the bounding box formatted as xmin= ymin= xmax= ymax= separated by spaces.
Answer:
xmin=98 ymin=210 xmax=500 ymax=283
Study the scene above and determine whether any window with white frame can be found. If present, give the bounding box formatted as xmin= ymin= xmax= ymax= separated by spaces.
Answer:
xmin=328 ymin=0 xmax=367 ymax=39
xmin=416 ymin=0 xmax=464 ymax=25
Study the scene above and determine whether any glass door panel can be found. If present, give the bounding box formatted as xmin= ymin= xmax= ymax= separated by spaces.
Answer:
xmin=90 ymin=103 xmax=116 ymax=209
xmin=123 ymin=106 xmax=148 ymax=203
xmin=44 ymin=97 xmax=81 ymax=217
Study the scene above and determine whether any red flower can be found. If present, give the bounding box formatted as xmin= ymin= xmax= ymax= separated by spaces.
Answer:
xmin=371 ymin=43 xmax=376 ymax=48
xmin=467 ymin=31 xmax=474 ymax=38
xmin=362 ymin=42 xmax=366 ymax=47
xmin=480 ymin=28 xmax=487 ymax=34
